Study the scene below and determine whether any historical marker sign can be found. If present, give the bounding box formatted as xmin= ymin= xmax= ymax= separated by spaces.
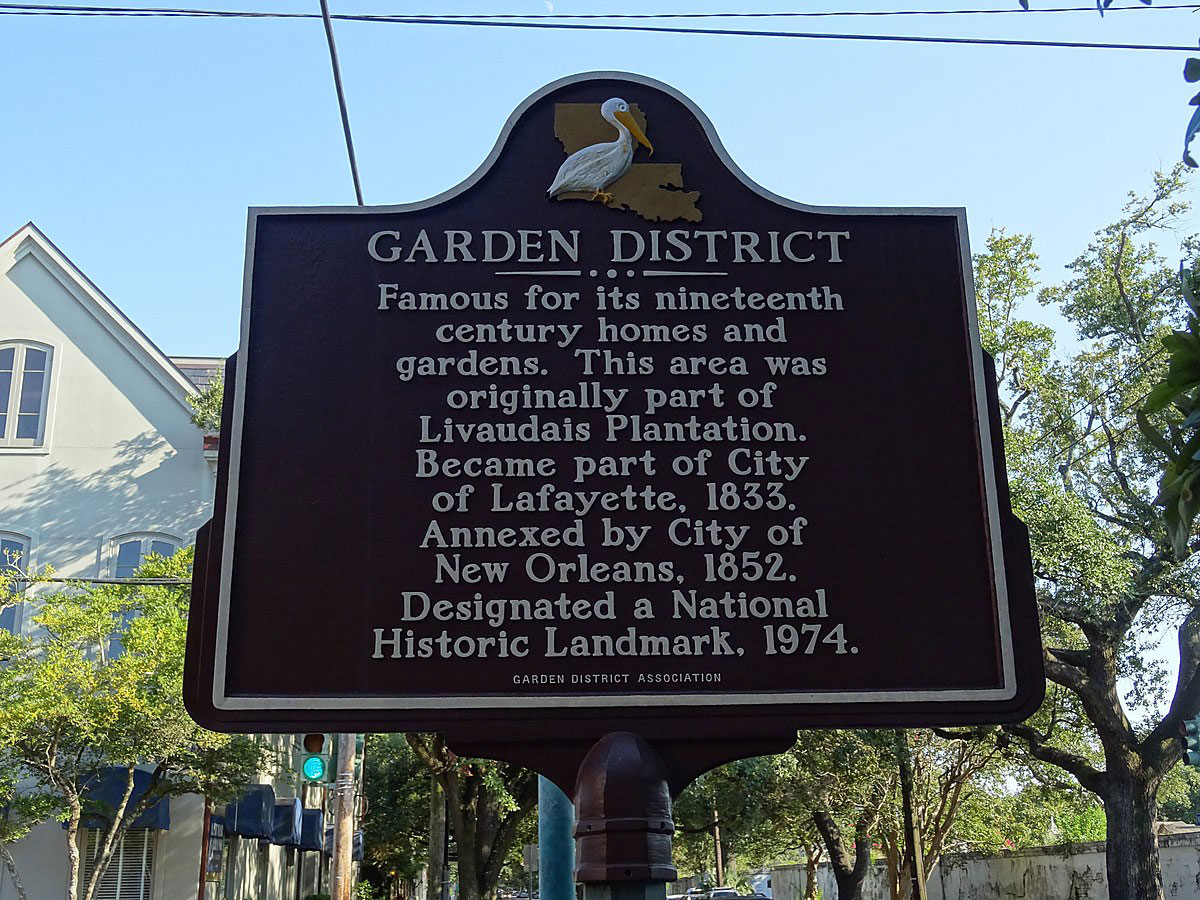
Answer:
xmin=184 ymin=72 xmax=1043 ymax=738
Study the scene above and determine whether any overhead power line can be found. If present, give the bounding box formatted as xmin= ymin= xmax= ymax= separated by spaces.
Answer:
xmin=5 ymin=576 xmax=192 ymax=585
xmin=1045 ymin=376 xmax=1162 ymax=464
xmin=1 ymin=2 xmax=1198 ymax=17
xmin=1 ymin=3 xmax=1197 ymax=52
xmin=1025 ymin=345 xmax=1168 ymax=453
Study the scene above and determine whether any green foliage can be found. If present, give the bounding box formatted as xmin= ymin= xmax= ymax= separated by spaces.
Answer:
xmin=360 ymin=734 xmax=430 ymax=887
xmin=1156 ymin=764 xmax=1200 ymax=822
xmin=496 ymin=805 xmax=538 ymax=892
xmin=674 ymin=754 xmax=793 ymax=874
xmin=0 ymin=547 xmax=266 ymax=899
xmin=188 ymin=371 xmax=224 ymax=432
xmin=970 ymin=167 xmax=1200 ymax=897
xmin=403 ymin=734 xmax=538 ymax=900
xmin=1185 ymin=57 xmax=1200 ymax=168
xmin=1139 ymin=261 xmax=1200 ymax=557
xmin=950 ymin=760 xmax=1106 ymax=850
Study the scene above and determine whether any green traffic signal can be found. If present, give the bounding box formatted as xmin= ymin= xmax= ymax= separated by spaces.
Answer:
xmin=1181 ymin=717 xmax=1200 ymax=768
xmin=302 ymin=754 xmax=328 ymax=781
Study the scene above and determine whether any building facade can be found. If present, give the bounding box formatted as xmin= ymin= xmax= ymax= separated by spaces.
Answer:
xmin=0 ymin=223 xmax=340 ymax=900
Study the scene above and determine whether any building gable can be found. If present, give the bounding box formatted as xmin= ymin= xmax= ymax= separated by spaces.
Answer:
xmin=1 ymin=223 xmax=198 ymax=416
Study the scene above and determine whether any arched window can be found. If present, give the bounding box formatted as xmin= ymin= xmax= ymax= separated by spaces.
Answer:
xmin=109 ymin=533 xmax=181 ymax=579
xmin=0 ymin=531 xmax=30 ymax=633
xmin=0 ymin=341 xmax=53 ymax=447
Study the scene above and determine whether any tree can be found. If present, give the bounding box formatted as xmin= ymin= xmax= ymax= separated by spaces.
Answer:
xmin=187 ymin=370 xmax=224 ymax=432
xmin=405 ymin=734 xmax=538 ymax=900
xmin=0 ymin=548 xmax=266 ymax=900
xmin=0 ymin=770 xmax=59 ymax=900
xmin=795 ymin=732 xmax=890 ymax=900
xmin=973 ymin=167 xmax=1200 ymax=900
xmin=361 ymin=734 xmax=432 ymax=897
xmin=948 ymin=754 xmax=1107 ymax=851
xmin=874 ymin=730 xmax=1003 ymax=900
xmin=674 ymin=755 xmax=778 ymax=883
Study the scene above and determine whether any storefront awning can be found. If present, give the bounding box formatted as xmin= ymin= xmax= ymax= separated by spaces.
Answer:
xmin=298 ymin=809 xmax=324 ymax=852
xmin=224 ymin=785 xmax=275 ymax=840
xmin=270 ymin=798 xmax=302 ymax=846
xmin=322 ymin=826 xmax=364 ymax=861
xmin=74 ymin=767 xmax=170 ymax=831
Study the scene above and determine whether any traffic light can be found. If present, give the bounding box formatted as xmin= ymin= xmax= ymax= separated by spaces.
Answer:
xmin=1181 ymin=716 xmax=1200 ymax=767
xmin=300 ymin=733 xmax=330 ymax=783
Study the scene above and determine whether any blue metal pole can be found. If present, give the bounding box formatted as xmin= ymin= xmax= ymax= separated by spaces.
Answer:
xmin=538 ymin=775 xmax=576 ymax=900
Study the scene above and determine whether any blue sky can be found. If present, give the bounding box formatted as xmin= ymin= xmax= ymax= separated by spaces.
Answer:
xmin=2 ymin=0 xmax=1198 ymax=356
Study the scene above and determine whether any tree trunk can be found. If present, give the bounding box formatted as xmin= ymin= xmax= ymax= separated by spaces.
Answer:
xmin=0 ymin=842 xmax=29 ymax=900
xmin=64 ymin=798 xmax=81 ymax=900
xmin=83 ymin=766 xmax=139 ymax=900
xmin=1103 ymin=770 xmax=1163 ymax=900
xmin=830 ymin=865 xmax=868 ymax=900
xmin=802 ymin=844 xmax=821 ymax=900
xmin=811 ymin=810 xmax=872 ymax=900
xmin=426 ymin=777 xmax=447 ymax=900
xmin=445 ymin=773 xmax=483 ymax=900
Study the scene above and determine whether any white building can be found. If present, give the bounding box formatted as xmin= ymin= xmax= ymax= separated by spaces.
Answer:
xmin=0 ymin=223 xmax=339 ymax=900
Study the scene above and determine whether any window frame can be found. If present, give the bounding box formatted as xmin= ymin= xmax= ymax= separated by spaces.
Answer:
xmin=107 ymin=532 xmax=182 ymax=580
xmin=0 ymin=529 xmax=32 ymax=634
xmin=0 ymin=340 xmax=55 ymax=450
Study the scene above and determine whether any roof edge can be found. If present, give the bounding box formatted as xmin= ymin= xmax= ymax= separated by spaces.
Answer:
xmin=1 ymin=223 xmax=200 ymax=412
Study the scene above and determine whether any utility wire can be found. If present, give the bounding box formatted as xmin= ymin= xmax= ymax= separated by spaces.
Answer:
xmin=1023 ymin=345 xmax=1168 ymax=453
xmin=1046 ymin=378 xmax=1160 ymax=463
xmin=4 ymin=576 xmax=192 ymax=585
xmin=318 ymin=0 xmax=364 ymax=206
xmin=1 ymin=3 xmax=1197 ymax=52
xmin=1 ymin=1 xmax=1197 ymax=16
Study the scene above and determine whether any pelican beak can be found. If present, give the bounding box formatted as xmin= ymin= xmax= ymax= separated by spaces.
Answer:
xmin=615 ymin=109 xmax=654 ymax=156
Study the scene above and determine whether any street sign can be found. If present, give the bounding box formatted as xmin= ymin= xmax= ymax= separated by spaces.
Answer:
xmin=184 ymin=72 xmax=1043 ymax=761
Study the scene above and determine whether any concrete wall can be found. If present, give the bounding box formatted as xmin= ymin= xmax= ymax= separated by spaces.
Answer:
xmin=770 ymin=831 xmax=1200 ymax=900
xmin=155 ymin=794 xmax=206 ymax=900
xmin=0 ymin=820 xmax=70 ymax=900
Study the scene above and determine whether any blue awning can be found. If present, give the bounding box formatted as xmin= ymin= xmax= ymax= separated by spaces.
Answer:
xmin=270 ymin=798 xmax=302 ymax=846
xmin=224 ymin=785 xmax=275 ymax=839
xmin=75 ymin=768 xmax=170 ymax=831
xmin=322 ymin=826 xmax=364 ymax=861
xmin=298 ymin=809 xmax=324 ymax=852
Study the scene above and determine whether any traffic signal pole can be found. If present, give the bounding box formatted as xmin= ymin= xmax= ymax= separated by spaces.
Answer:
xmin=538 ymin=776 xmax=575 ymax=900
xmin=332 ymin=732 xmax=357 ymax=900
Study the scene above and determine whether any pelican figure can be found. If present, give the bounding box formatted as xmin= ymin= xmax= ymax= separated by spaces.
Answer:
xmin=548 ymin=97 xmax=653 ymax=205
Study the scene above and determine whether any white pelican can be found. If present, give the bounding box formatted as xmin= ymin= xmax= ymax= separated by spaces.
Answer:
xmin=548 ymin=97 xmax=653 ymax=205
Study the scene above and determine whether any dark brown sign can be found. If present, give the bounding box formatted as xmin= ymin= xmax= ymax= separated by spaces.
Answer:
xmin=184 ymin=72 xmax=1043 ymax=743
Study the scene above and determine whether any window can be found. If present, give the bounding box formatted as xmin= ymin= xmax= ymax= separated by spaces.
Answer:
xmin=107 ymin=534 xmax=179 ymax=658
xmin=0 ymin=532 xmax=29 ymax=633
xmin=110 ymin=534 xmax=181 ymax=579
xmin=83 ymin=827 xmax=156 ymax=900
xmin=0 ymin=342 xmax=53 ymax=447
